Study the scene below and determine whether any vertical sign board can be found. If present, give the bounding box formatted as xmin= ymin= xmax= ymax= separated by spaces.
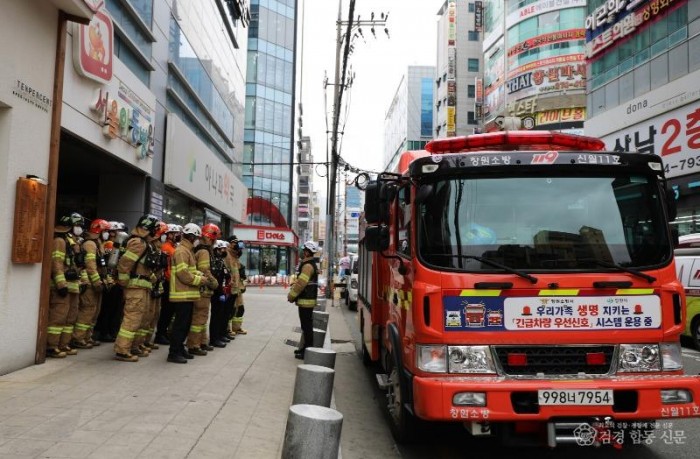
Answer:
xmin=12 ymin=178 xmax=48 ymax=263
xmin=474 ymin=1 xmax=483 ymax=32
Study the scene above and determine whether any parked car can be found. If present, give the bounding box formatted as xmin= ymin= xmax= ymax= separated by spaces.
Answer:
xmin=346 ymin=255 xmax=359 ymax=310
xmin=674 ymin=233 xmax=700 ymax=349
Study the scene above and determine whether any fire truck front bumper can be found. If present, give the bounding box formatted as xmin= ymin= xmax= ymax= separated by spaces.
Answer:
xmin=411 ymin=374 xmax=700 ymax=422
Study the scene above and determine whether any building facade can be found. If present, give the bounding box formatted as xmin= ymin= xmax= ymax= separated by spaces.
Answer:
xmin=384 ymin=66 xmax=436 ymax=171
xmin=295 ymin=136 xmax=313 ymax=244
xmin=585 ymin=0 xmax=700 ymax=235
xmin=482 ymin=0 xmax=587 ymax=133
xmin=434 ymin=0 xmax=484 ymax=138
xmin=239 ymin=0 xmax=298 ymax=276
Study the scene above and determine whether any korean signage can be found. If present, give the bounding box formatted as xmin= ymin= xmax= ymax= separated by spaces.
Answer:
xmin=508 ymin=29 xmax=585 ymax=58
xmin=448 ymin=1 xmax=456 ymax=46
xmin=165 ymin=113 xmax=247 ymax=221
xmin=585 ymin=0 xmax=686 ymax=59
xmin=474 ymin=1 xmax=483 ymax=31
xmin=508 ymin=53 xmax=585 ymax=79
xmin=602 ymin=100 xmax=700 ymax=179
xmin=446 ymin=107 xmax=456 ymax=136
xmin=444 ymin=295 xmax=661 ymax=331
xmin=535 ymin=107 xmax=586 ymax=126
xmin=90 ymin=83 xmax=154 ymax=160
xmin=73 ymin=8 xmax=113 ymax=84
xmin=234 ymin=226 xmax=296 ymax=246
xmin=508 ymin=0 xmax=587 ymax=29
xmin=447 ymin=80 xmax=456 ymax=107
xmin=447 ymin=47 xmax=456 ymax=80
xmin=505 ymin=61 xmax=586 ymax=98
xmin=475 ymin=78 xmax=483 ymax=104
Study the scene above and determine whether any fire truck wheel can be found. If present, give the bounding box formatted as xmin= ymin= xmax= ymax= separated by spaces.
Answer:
xmin=386 ymin=351 xmax=417 ymax=443
xmin=692 ymin=316 xmax=700 ymax=351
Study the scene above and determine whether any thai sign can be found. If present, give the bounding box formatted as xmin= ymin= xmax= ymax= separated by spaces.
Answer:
xmin=505 ymin=61 xmax=586 ymax=98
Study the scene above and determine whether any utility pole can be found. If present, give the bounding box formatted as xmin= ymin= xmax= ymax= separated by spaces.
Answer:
xmin=325 ymin=0 xmax=388 ymax=298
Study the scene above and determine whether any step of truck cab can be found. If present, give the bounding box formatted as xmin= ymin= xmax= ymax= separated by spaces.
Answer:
xmin=376 ymin=373 xmax=390 ymax=390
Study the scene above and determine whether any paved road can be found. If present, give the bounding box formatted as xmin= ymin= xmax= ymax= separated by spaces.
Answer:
xmin=335 ymin=302 xmax=700 ymax=459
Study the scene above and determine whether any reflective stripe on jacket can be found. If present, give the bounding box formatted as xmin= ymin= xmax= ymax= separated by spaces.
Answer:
xmin=289 ymin=257 xmax=318 ymax=308
xmin=170 ymin=238 xmax=203 ymax=302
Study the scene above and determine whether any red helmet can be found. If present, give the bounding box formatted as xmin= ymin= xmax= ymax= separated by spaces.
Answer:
xmin=89 ymin=218 xmax=111 ymax=234
xmin=201 ymin=223 xmax=221 ymax=241
xmin=154 ymin=221 xmax=168 ymax=238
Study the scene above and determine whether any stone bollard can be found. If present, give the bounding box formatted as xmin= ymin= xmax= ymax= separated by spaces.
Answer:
xmin=315 ymin=298 xmax=327 ymax=312
xmin=292 ymin=364 xmax=335 ymax=407
xmin=282 ymin=404 xmax=343 ymax=459
xmin=304 ymin=347 xmax=336 ymax=369
xmin=313 ymin=327 xmax=326 ymax=347
xmin=313 ymin=310 xmax=330 ymax=331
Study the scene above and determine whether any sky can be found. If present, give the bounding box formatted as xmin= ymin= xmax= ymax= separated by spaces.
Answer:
xmin=296 ymin=0 xmax=445 ymax=202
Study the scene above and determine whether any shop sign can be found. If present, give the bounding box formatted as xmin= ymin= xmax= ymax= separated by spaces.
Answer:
xmin=165 ymin=113 xmax=247 ymax=221
xmin=508 ymin=53 xmax=584 ymax=79
xmin=12 ymin=79 xmax=52 ymax=113
xmin=475 ymin=78 xmax=483 ymax=104
xmin=235 ymin=227 xmax=295 ymax=245
xmin=474 ymin=1 xmax=483 ymax=32
xmin=447 ymin=47 xmax=456 ymax=80
xmin=91 ymin=84 xmax=154 ymax=159
xmin=447 ymin=80 xmax=456 ymax=107
xmin=447 ymin=107 xmax=456 ymax=133
xmin=585 ymin=0 xmax=684 ymax=59
xmin=507 ymin=0 xmax=587 ymax=29
xmin=448 ymin=1 xmax=456 ymax=46
xmin=73 ymin=8 xmax=113 ymax=84
xmin=602 ymin=100 xmax=700 ymax=179
xmin=506 ymin=96 xmax=538 ymax=116
xmin=536 ymin=107 xmax=586 ymax=125
xmin=508 ymin=29 xmax=585 ymax=58
xmin=505 ymin=62 xmax=586 ymax=98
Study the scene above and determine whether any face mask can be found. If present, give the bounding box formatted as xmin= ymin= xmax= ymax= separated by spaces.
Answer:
xmin=102 ymin=231 xmax=110 ymax=241
xmin=193 ymin=239 xmax=201 ymax=247
xmin=73 ymin=227 xmax=83 ymax=237
xmin=175 ymin=235 xmax=182 ymax=243
xmin=160 ymin=234 xmax=167 ymax=243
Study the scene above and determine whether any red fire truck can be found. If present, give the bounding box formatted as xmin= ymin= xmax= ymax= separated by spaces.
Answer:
xmin=355 ymin=131 xmax=700 ymax=447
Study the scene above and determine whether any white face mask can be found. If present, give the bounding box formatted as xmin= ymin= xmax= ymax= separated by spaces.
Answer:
xmin=160 ymin=234 xmax=167 ymax=243
xmin=72 ymin=227 xmax=83 ymax=237
xmin=193 ymin=239 xmax=201 ymax=247
xmin=102 ymin=231 xmax=110 ymax=241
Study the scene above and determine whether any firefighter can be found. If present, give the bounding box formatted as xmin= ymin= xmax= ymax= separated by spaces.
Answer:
xmin=225 ymin=235 xmax=243 ymax=339
xmin=154 ymin=224 xmax=181 ymax=345
xmin=94 ymin=221 xmax=128 ymax=342
xmin=113 ymin=215 xmax=160 ymax=362
xmin=287 ymin=240 xmax=320 ymax=359
xmin=209 ymin=240 xmax=231 ymax=347
xmin=186 ymin=223 xmax=220 ymax=355
xmin=46 ymin=213 xmax=86 ymax=358
xmin=137 ymin=221 xmax=169 ymax=353
xmin=71 ymin=218 xmax=112 ymax=349
xmin=167 ymin=223 xmax=205 ymax=364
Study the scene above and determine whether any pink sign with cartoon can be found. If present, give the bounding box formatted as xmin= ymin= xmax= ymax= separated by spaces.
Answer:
xmin=74 ymin=8 xmax=113 ymax=84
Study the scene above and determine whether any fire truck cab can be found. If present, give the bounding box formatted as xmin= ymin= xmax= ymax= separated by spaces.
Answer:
xmin=355 ymin=131 xmax=700 ymax=447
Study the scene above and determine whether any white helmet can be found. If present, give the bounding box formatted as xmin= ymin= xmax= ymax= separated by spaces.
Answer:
xmin=213 ymin=240 xmax=229 ymax=250
xmin=182 ymin=223 xmax=202 ymax=237
xmin=108 ymin=221 xmax=124 ymax=231
xmin=303 ymin=240 xmax=319 ymax=253
xmin=166 ymin=223 xmax=180 ymax=233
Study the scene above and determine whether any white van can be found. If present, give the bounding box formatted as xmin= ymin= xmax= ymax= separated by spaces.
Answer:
xmin=674 ymin=233 xmax=700 ymax=349
xmin=346 ymin=255 xmax=359 ymax=310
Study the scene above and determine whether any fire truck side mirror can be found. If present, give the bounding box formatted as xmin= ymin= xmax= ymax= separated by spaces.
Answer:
xmin=379 ymin=183 xmax=397 ymax=223
xmin=365 ymin=225 xmax=390 ymax=252
xmin=364 ymin=181 xmax=381 ymax=224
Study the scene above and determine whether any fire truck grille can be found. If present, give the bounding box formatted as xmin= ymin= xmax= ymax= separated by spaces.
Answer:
xmin=494 ymin=345 xmax=615 ymax=376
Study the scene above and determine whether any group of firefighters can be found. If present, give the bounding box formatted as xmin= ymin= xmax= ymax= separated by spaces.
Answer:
xmin=46 ymin=213 xmax=249 ymax=364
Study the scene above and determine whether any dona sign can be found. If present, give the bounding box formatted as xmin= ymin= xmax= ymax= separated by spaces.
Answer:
xmin=235 ymin=226 xmax=296 ymax=246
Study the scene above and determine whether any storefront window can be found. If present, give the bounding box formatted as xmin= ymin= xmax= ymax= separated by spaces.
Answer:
xmin=163 ymin=189 xmax=205 ymax=226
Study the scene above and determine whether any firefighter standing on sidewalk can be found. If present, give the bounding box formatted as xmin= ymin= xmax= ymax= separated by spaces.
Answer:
xmin=71 ymin=218 xmax=112 ymax=349
xmin=209 ymin=240 xmax=232 ymax=347
xmin=136 ymin=221 xmax=168 ymax=354
xmin=154 ymin=224 xmax=180 ymax=345
xmin=46 ymin=213 xmax=86 ymax=358
xmin=228 ymin=236 xmax=247 ymax=336
xmin=114 ymin=215 xmax=160 ymax=362
xmin=167 ymin=223 xmax=205 ymax=364
xmin=186 ymin=223 xmax=220 ymax=355
xmin=287 ymin=240 xmax=319 ymax=360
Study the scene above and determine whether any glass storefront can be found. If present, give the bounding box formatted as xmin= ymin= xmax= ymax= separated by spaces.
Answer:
xmin=162 ymin=189 xmax=232 ymax=235
xmin=242 ymin=246 xmax=291 ymax=276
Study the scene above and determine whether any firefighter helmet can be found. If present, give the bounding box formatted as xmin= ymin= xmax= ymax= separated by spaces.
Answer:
xmin=58 ymin=212 xmax=86 ymax=228
xmin=166 ymin=223 xmax=180 ymax=233
xmin=201 ymin=223 xmax=221 ymax=241
xmin=88 ymin=218 xmax=111 ymax=234
xmin=213 ymin=240 xmax=229 ymax=250
xmin=154 ymin=221 xmax=168 ymax=238
xmin=182 ymin=223 xmax=202 ymax=237
xmin=303 ymin=240 xmax=319 ymax=253
xmin=136 ymin=214 xmax=160 ymax=235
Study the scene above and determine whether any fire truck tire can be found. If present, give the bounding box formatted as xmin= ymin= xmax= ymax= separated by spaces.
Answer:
xmin=386 ymin=325 xmax=417 ymax=443
xmin=691 ymin=316 xmax=700 ymax=351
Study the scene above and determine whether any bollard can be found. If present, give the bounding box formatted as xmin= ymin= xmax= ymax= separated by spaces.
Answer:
xmin=315 ymin=298 xmax=327 ymax=312
xmin=312 ymin=310 xmax=330 ymax=331
xmin=292 ymin=364 xmax=335 ymax=407
xmin=282 ymin=404 xmax=343 ymax=459
xmin=313 ymin=327 xmax=326 ymax=348
xmin=304 ymin=347 xmax=336 ymax=369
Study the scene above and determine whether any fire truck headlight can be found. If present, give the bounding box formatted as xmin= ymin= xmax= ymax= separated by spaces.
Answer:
xmin=447 ymin=346 xmax=496 ymax=374
xmin=660 ymin=342 xmax=683 ymax=371
xmin=417 ymin=345 xmax=447 ymax=373
xmin=618 ymin=344 xmax=661 ymax=372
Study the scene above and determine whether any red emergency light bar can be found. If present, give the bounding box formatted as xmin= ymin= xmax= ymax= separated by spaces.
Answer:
xmin=424 ymin=131 xmax=606 ymax=154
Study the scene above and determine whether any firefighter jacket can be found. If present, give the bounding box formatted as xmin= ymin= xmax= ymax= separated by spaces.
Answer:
xmin=288 ymin=257 xmax=318 ymax=307
xmin=195 ymin=245 xmax=218 ymax=298
xmin=117 ymin=235 xmax=156 ymax=289
xmin=51 ymin=232 xmax=82 ymax=293
xmin=161 ymin=240 xmax=176 ymax=281
xmin=82 ymin=236 xmax=111 ymax=291
xmin=225 ymin=252 xmax=242 ymax=296
xmin=151 ymin=241 xmax=166 ymax=297
xmin=170 ymin=238 xmax=204 ymax=302
xmin=211 ymin=254 xmax=231 ymax=296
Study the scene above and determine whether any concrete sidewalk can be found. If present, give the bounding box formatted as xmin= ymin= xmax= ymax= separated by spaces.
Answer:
xmin=0 ymin=290 xmax=310 ymax=459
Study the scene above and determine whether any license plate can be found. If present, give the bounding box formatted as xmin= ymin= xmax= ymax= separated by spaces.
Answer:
xmin=538 ymin=389 xmax=614 ymax=405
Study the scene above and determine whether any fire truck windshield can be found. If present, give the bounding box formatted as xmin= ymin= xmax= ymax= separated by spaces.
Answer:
xmin=417 ymin=173 xmax=672 ymax=272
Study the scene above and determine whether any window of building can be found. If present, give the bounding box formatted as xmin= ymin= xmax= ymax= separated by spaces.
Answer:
xmin=468 ymin=58 xmax=479 ymax=72
xmin=421 ymin=77 xmax=433 ymax=137
xmin=468 ymin=31 xmax=480 ymax=41
xmin=468 ymin=111 xmax=476 ymax=125
xmin=468 ymin=84 xmax=475 ymax=98
xmin=468 ymin=2 xmax=475 ymax=13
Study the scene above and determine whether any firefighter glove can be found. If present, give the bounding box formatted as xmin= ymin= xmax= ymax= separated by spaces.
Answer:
xmin=57 ymin=287 xmax=68 ymax=297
